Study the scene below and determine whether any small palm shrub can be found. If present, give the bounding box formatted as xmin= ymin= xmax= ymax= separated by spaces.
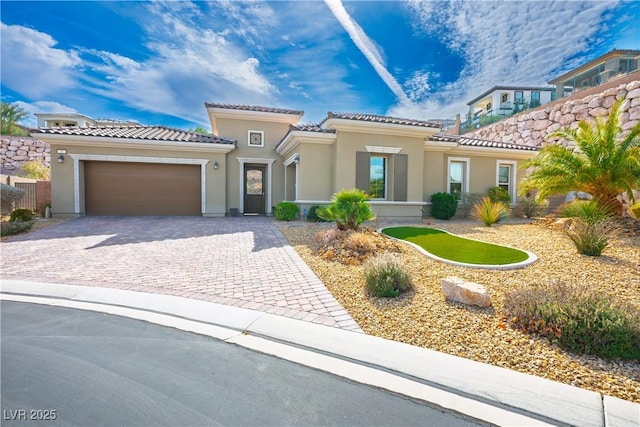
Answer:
xmin=566 ymin=218 xmax=617 ymax=256
xmin=518 ymin=196 xmax=548 ymax=218
xmin=306 ymin=205 xmax=328 ymax=222
xmin=487 ymin=186 xmax=511 ymax=206
xmin=430 ymin=192 xmax=458 ymax=220
xmin=558 ymin=200 xmax=614 ymax=224
xmin=504 ymin=281 xmax=640 ymax=360
xmin=10 ymin=208 xmax=35 ymax=222
xmin=274 ymin=202 xmax=299 ymax=221
xmin=364 ymin=253 xmax=413 ymax=298
xmin=317 ymin=189 xmax=375 ymax=230
xmin=0 ymin=183 xmax=25 ymax=215
xmin=0 ymin=220 xmax=33 ymax=236
xmin=471 ymin=197 xmax=510 ymax=226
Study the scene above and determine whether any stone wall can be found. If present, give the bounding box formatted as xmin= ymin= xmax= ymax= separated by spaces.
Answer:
xmin=0 ymin=136 xmax=50 ymax=173
xmin=466 ymin=80 xmax=640 ymax=148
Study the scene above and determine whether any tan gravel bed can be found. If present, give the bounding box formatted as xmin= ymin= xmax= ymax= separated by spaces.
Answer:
xmin=281 ymin=220 xmax=640 ymax=403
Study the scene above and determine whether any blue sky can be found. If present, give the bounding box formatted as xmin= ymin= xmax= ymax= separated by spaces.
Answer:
xmin=1 ymin=1 xmax=639 ymax=131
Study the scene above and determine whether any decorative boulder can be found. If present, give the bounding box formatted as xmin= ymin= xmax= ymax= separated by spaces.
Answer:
xmin=441 ymin=276 xmax=492 ymax=308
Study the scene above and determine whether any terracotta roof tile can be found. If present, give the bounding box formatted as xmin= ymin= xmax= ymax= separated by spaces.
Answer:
xmin=32 ymin=126 xmax=236 ymax=144
xmin=205 ymin=103 xmax=304 ymax=116
xmin=289 ymin=123 xmax=336 ymax=133
xmin=324 ymin=112 xmax=443 ymax=128
xmin=429 ymin=134 xmax=540 ymax=151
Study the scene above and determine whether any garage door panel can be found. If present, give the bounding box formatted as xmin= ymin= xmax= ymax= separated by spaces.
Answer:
xmin=85 ymin=161 xmax=201 ymax=216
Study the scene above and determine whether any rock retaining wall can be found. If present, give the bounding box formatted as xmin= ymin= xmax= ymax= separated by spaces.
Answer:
xmin=466 ymin=80 xmax=640 ymax=148
xmin=0 ymin=136 xmax=50 ymax=173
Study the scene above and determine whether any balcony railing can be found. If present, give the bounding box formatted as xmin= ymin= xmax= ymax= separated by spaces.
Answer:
xmin=458 ymin=97 xmax=543 ymax=134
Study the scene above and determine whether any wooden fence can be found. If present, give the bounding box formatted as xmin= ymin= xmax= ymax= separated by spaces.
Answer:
xmin=5 ymin=180 xmax=51 ymax=213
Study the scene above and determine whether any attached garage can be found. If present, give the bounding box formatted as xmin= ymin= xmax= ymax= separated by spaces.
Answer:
xmin=84 ymin=161 xmax=201 ymax=216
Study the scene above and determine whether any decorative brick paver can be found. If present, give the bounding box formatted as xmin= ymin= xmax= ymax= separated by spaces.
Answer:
xmin=0 ymin=216 xmax=361 ymax=331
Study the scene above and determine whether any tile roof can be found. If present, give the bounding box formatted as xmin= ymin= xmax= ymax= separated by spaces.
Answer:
xmin=32 ymin=126 xmax=236 ymax=144
xmin=429 ymin=134 xmax=540 ymax=151
xmin=205 ymin=103 xmax=304 ymax=116
xmin=289 ymin=123 xmax=336 ymax=133
xmin=324 ymin=112 xmax=443 ymax=128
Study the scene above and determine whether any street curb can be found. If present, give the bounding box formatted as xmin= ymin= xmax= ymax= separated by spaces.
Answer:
xmin=2 ymin=279 xmax=638 ymax=427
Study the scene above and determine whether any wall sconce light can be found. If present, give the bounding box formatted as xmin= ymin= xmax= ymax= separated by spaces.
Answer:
xmin=57 ymin=153 xmax=65 ymax=163
xmin=213 ymin=161 xmax=219 ymax=169
xmin=294 ymin=154 xmax=300 ymax=164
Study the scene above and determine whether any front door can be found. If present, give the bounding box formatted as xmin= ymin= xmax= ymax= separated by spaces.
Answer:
xmin=244 ymin=165 xmax=266 ymax=214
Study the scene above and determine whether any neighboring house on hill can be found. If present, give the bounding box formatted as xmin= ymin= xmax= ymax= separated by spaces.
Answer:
xmin=32 ymin=103 xmax=539 ymax=220
xmin=35 ymin=113 xmax=139 ymax=128
xmin=549 ymin=49 xmax=640 ymax=99
xmin=465 ymin=86 xmax=555 ymax=130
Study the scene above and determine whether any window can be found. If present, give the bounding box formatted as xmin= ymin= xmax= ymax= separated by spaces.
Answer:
xmin=448 ymin=158 xmax=469 ymax=197
xmin=486 ymin=102 xmax=492 ymax=112
xmin=369 ymin=156 xmax=386 ymax=199
xmin=501 ymin=93 xmax=508 ymax=103
xmin=531 ymin=91 xmax=541 ymax=107
xmin=248 ymin=130 xmax=264 ymax=147
xmin=497 ymin=161 xmax=517 ymax=203
xmin=514 ymin=91 xmax=523 ymax=104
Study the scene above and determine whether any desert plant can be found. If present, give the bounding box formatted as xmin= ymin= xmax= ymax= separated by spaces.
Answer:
xmin=521 ymin=100 xmax=640 ymax=215
xmin=274 ymin=201 xmax=299 ymax=221
xmin=518 ymin=196 xmax=548 ymax=218
xmin=566 ymin=218 xmax=617 ymax=256
xmin=344 ymin=231 xmax=377 ymax=254
xmin=459 ymin=192 xmax=483 ymax=218
xmin=430 ymin=192 xmax=458 ymax=220
xmin=487 ymin=186 xmax=511 ymax=206
xmin=631 ymin=201 xmax=640 ymax=218
xmin=317 ymin=189 xmax=375 ymax=230
xmin=0 ymin=220 xmax=33 ymax=236
xmin=558 ymin=200 xmax=614 ymax=225
xmin=306 ymin=205 xmax=328 ymax=222
xmin=504 ymin=281 xmax=640 ymax=360
xmin=471 ymin=197 xmax=510 ymax=226
xmin=364 ymin=252 xmax=413 ymax=298
xmin=0 ymin=183 xmax=25 ymax=215
xmin=19 ymin=160 xmax=50 ymax=180
xmin=1 ymin=102 xmax=30 ymax=135
xmin=10 ymin=208 xmax=34 ymax=222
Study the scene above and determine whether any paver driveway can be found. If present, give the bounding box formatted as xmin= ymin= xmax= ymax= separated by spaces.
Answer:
xmin=0 ymin=216 xmax=361 ymax=331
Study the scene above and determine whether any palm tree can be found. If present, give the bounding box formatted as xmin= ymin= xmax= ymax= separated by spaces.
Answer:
xmin=521 ymin=100 xmax=640 ymax=215
xmin=1 ymin=102 xmax=30 ymax=135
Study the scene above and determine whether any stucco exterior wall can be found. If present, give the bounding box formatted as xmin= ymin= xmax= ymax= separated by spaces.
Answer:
xmin=48 ymin=142 xmax=227 ymax=217
xmin=297 ymin=143 xmax=334 ymax=200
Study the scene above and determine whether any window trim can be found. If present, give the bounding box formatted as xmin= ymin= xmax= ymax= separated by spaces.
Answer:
xmin=496 ymin=160 xmax=517 ymax=204
xmin=248 ymin=130 xmax=264 ymax=147
xmin=447 ymin=157 xmax=469 ymax=198
xmin=369 ymin=154 xmax=388 ymax=200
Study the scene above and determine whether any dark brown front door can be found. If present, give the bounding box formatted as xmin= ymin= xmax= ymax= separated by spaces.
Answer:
xmin=244 ymin=165 xmax=265 ymax=214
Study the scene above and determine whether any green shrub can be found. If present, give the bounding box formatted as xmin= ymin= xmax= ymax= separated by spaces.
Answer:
xmin=306 ymin=205 xmax=328 ymax=222
xmin=0 ymin=183 xmax=25 ymax=215
xmin=487 ymin=186 xmax=511 ymax=206
xmin=518 ymin=196 xmax=548 ymax=218
xmin=558 ymin=200 xmax=614 ymax=224
xmin=274 ymin=201 xmax=299 ymax=221
xmin=629 ymin=201 xmax=640 ymax=219
xmin=0 ymin=220 xmax=33 ymax=236
xmin=566 ymin=218 xmax=617 ymax=256
xmin=504 ymin=281 xmax=640 ymax=360
xmin=10 ymin=208 xmax=35 ymax=222
xmin=364 ymin=253 xmax=413 ymax=298
xmin=430 ymin=192 xmax=458 ymax=220
xmin=460 ymin=192 xmax=483 ymax=218
xmin=317 ymin=189 xmax=375 ymax=230
xmin=471 ymin=197 xmax=510 ymax=226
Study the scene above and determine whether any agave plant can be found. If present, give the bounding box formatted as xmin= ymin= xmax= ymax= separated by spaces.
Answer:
xmin=472 ymin=197 xmax=510 ymax=227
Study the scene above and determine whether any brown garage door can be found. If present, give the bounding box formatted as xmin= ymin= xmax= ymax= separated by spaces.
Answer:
xmin=84 ymin=161 xmax=201 ymax=216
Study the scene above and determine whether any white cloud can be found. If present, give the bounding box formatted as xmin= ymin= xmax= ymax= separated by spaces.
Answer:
xmin=391 ymin=0 xmax=621 ymax=120
xmin=0 ymin=22 xmax=82 ymax=98
xmin=324 ymin=0 xmax=411 ymax=106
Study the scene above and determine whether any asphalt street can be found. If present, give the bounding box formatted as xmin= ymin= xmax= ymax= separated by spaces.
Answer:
xmin=1 ymin=301 xmax=483 ymax=427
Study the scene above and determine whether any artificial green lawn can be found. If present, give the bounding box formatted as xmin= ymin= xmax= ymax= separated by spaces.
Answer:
xmin=382 ymin=227 xmax=529 ymax=265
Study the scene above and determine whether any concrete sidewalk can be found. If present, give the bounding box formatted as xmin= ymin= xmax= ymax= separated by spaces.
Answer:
xmin=2 ymin=279 xmax=638 ymax=427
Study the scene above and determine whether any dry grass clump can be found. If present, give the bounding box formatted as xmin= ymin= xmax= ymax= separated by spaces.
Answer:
xmin=314 ymin=227 xmax=402 ymax=265
xmin=281 ymin=221 xmax=640 ymax=403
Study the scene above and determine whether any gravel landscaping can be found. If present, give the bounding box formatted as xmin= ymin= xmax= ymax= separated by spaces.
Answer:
xmin=281 ymin=219 xmax=640 ymax=403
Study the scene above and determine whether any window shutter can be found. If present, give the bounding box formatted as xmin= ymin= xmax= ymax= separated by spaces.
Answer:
xmin=355 ymin=151 xmax=370 ymax=193
xmin=393 ymin=154 xmax=408 ymax=201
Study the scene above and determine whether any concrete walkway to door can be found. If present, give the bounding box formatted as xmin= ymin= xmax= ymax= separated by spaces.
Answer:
xmin=0 ymin=216 xmax=361 ymax=331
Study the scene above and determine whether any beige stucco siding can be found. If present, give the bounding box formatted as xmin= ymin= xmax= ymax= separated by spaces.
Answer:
xmin=49 ymin=142 xmax=227 ymax=217
xmin=423 ymin=150 xmax=446 ymax=196
xmin=297 ymin=143 xmax=334 ymax=200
